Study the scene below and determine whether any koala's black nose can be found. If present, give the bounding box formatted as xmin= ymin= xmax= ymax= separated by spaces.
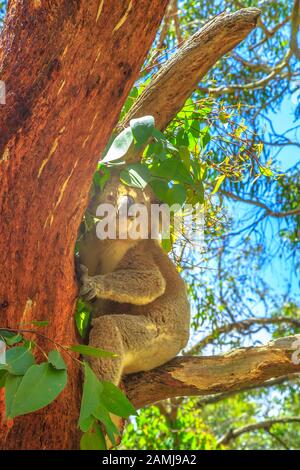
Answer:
xmin=117 ymin=195 xmax=135 ymax=214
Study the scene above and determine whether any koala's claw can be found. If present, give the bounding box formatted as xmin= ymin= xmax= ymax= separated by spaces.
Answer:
xmin=80 ymin=282 xmax=97 ymax=301
xmin=80 ymin=264 xmax=89 ymax=279
xmin=79 ymin=265 xmax=97 ymax=301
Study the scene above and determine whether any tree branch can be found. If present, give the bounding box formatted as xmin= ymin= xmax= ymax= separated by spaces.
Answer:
xmin=219 ymin=190 xmax=300 ymax=218
xmin=217 ymin=416 xmax=300 ymax=447
xmin=200 ymin=51 xmax=292 ymax=95
xmin=124 ymin=335 xmax=300 ymax=409
xmin=188 ymin=316 xmax=300 ymax=354
xmin=121 ymin=8 xmax=260 ymax=135
xmin=291 ymin=0 xmax=300 ymax=60
xmin=197 ymin=374 xmax=300 ymax=406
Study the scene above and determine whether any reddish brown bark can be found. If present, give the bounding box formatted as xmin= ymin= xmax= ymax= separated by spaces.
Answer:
xmin=0 ymin=0 xmax=168 ymax=449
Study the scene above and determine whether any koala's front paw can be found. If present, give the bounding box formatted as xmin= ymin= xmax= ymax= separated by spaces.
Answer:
xmin=79 ymin=265 xmax=98 ymax=301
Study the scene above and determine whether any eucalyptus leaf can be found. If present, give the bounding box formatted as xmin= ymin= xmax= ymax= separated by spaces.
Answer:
xmin=9 ymin=363 xmax=67 ymax=418
xmin=100 ymin=381 xmax=136 ymax=418
xmin=48 ymin=350 xmax=67 ymax=370
xmin=166 ymin=184 xmax=186 ymax=207
xmin=150 ymin=179 xmax=170 ymax=202
xmin=212 ymin=174 xmax=226 ymax=195
xmin=0 ymin=369 xmax=7 ymax=388
xmin=80 ymin=423 xmax=107 ymax=450
xmin=1 ymin=346 xmax=35 ymax=376
xmin=5 ymin=374 xmax=22 ymax=418
xmin=93 ymin=402 xmax=118 ymax=445
xmin=130 ymin=115 xmax=155 ymax=147
xmin=78 ymin=362 xmax=103 ymax=432
xmin=101 ymin=127 xmax=133 ymax=164
xmin=120 ymin=163 xmax=151 ymax=189
xmin=69 ymin=344 xmax=117 ymax=358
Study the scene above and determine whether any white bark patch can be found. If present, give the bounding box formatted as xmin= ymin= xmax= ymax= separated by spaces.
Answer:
xmin=1 ymin=146 xmax=9 ymax=163
xmin=89 ymin=111 xmax=100 ymax=132
xmin=82 ymin=135 xmax=90 ymax=149
xmin=113 ymin=0 xmax=133 ymax=32
xmin=38 ymin=128 xmax=65 ymax=178
xmin=96 ymin=0 xmax=104 ymax=22
xmin=62 ymin=45 xmax=69 ymax=58
xmin=21 ymin=298 xmax=34 ymax=324
xmin=33 ymin=0 xmax=42 ymax=8
xmin=0 ymin=340 xmax=6 ymax=365
xmin=38 ymin=138 xmax=60 ymax=178
xmin=57 ymin=79 xmax=66 ymax=96
xmin=53 ymin=159 xmax=79 ymax=211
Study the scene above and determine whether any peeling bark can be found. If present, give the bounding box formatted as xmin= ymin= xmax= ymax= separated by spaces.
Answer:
xmin=0 ymin=0 xmax=168 ymax=450
xmin=122 ymin=8 xmax=261 ymax=134
xmin=124 ymin=335 xmax=300 ymax=409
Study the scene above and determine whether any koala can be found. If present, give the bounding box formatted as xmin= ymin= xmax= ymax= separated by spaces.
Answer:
xmin=78 ymin=173 xmax=190 ymax=386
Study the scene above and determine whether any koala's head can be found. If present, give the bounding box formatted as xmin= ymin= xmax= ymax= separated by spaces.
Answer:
xmin=91 ymin=172 xmax=159 ymax=241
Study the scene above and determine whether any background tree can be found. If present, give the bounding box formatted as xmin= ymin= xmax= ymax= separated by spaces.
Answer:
xmin=0 ymin=0 xmax=299 ymax=451
xmin=120 ymin=0 xmax=300 ymax=450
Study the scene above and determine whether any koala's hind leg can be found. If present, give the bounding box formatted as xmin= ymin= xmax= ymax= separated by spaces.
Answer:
xmin=88 ymin=314 xmax=159 ymax=385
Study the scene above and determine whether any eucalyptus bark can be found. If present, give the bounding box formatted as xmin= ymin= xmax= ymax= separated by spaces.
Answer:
xmin=0 ymin=0 xmax=291 ymax=451
xmin=0 ymin=0 xmax=168 ymax=450
xmin=125 ymin=335 xmax=300 ymax=409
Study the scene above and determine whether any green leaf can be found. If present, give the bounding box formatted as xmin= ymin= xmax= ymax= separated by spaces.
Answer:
xmin=194 ymin=181 xmax=205 ymax=204
xmin=0 ymin=370 xmax=7 ymax=388
xmin=93 ymin=166 xmax=111 ymax=192
xmin=69 ymin=344 xmax=117 ymax=358
xmin=200 ymin=126 xmax=211 ymax=149
xmin=9 ymin=363 xmax=67 ymax=418
xmin=0 ymin=346 xmax=35 ymax=376
xmin=259 ymin=166 xmax=273 ymax=177
xmin=130 ymin=115 xmax=155 ymax=147
xmin=80 ymin=423 xmax=107 ymax=450
xmin=93 ymin=402 xmax=118 ymax=445
xmin=150 ymin=159 xmax=176 ymax=180
xmin=152 ymin=128 xmax=178 ymax=152
xmin=75 ymin=300 xmax=91 ymax=338
xmin=101 ymin=127 xmax=133 ymax=164
xmin=101 ymin=381 xmax=136 ymax=418
xmin=0 ymin=330 xmax=22 ymax=346
xmin=151 ymin=158 xmax=193 ymax=185
xmin=211 ymin=174 xmax=226 ymax=195
xmin=48 ymin=350 xmax=67 ymax=370
xmin=150 ymin=179 xmax=170 ymax=202
xmin=161 ymin=237 xmax=172 ymax=253
xmin=175 ymin=128 xmax=189 ymax=147
xmin=166 ymin=184 xmax=186 ymax=207
xmin=5 ymin=374 xmax=23 ymax=417
xmin=179 ymin=146 xmax=190 ymax=170
xmin=120 ymin=163 xmax=151 ymax=189
xmin=31 ymin=320 xmax=50 ymax=328
xmin=79 ymin=362 xmax=103 ymax=432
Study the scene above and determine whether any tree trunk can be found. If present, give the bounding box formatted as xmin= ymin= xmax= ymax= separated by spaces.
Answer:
xmin=0 ymin=0 xmax=168 ymax=450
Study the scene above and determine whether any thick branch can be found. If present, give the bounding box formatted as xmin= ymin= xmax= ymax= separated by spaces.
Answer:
xmin=217 ymin=417 xmax=300 ymax=447
xmin=121 ymin=8 xmax=260 ymax=134
xmin=124 ymin=335 xmax=300 ymax=409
